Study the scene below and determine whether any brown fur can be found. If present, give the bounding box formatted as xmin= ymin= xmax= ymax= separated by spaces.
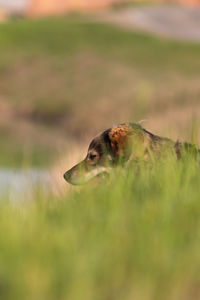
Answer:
xmin=109 ymin=124 xmax=132 ymax=156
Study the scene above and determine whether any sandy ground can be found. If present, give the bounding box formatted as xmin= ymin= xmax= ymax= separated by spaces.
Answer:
xmin=96 ymin=4 xmax=200 ymax=42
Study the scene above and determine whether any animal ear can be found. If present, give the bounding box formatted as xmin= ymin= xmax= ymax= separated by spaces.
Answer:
xmin=108 ymin=124 xmax=132 ymax=157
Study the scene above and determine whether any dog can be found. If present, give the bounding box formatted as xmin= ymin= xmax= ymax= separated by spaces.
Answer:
xmin=64 ymin=122 xmax=199 ymax=185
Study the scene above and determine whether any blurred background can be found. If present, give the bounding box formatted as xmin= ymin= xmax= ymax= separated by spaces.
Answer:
xmin=0 ymin=0 xmax=200 ymax=194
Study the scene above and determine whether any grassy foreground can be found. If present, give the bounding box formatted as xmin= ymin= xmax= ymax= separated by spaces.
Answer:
xmin=1 ymin=156 xmax=200 ymax=300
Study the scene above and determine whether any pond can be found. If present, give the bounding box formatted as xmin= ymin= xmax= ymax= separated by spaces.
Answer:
xmin=0 ymin=168 xmax=51 ymax=202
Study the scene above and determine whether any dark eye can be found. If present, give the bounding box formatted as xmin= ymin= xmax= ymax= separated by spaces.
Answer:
xmin=89 ymin=154 xmax=97 ymax=160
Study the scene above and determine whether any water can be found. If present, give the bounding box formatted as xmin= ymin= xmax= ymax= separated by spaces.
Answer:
xmin=0 ymin=168 xmax=51 ymax=201
xmin=0 ymin=0 xmax=27 ymax=11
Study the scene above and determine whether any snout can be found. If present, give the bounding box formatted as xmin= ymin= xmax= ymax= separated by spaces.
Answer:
xmin=63 ymin=162 xmax=85 ymax=185
xmin=63 ymin=170 xmax=72 ymax=183
xmin=63 ymin=161 xmax=111 ymax=185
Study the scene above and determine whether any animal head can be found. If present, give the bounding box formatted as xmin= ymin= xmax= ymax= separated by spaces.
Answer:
xmin=64 ymin=123 xmax=146 ymax=185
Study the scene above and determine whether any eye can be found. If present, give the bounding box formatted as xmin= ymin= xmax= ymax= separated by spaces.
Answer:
xmin=89 ymin=153 xmax=97 ymax=160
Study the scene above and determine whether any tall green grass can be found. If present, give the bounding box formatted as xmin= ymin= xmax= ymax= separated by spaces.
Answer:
xmin=1 ymin=156 xmax=200 ymax=299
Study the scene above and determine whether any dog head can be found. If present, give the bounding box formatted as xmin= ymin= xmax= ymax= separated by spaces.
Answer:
xmin=64 ymin=123 xmax=144 ymax=185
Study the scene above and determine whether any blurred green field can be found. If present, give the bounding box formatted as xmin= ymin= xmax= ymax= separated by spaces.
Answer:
xmin=0 ymin=13 xmax=200 ymax=300
xmin=0 ymin=15 xmax=200 ymax=166
xmin=1 ymin=156 xmax=200 ymax=299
